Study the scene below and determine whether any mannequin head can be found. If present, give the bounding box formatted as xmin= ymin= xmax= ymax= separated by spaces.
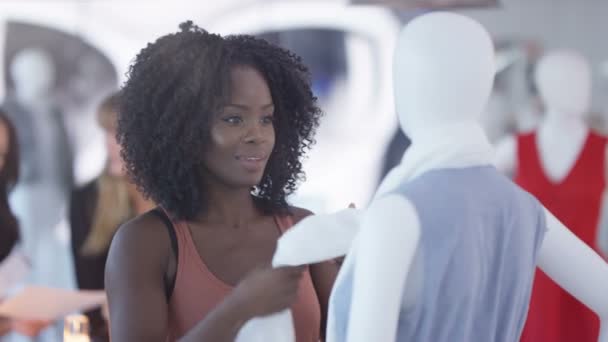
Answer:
xmin=9 ymin=48 xmax=55 ymax=103
xmin=393 ymin=12 xmax=495 ymax=138
xmin=534 ymin=50 xmax=591 ymax=118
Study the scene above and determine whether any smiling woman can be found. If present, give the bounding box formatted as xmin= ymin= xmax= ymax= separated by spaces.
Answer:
xmin=105 ymin=21 xmax=338 ymax=342
xmin=202 ymin=66 xmax=277 ymax=192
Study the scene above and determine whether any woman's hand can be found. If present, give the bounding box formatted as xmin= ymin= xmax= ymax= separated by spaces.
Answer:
xmin=11 ymin=319 xmax=52 ymax=337
xmin=231 ymin=265 xmax=305 ymax=319
xmin=0 ymin=316 xmax=52 ymax=337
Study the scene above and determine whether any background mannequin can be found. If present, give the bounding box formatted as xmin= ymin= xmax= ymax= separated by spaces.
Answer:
xmin=495 ymin=51 xmax=596 ymax=182
xmin=272 ymin=12 xmax=608 ymax=342
xmin=495 ymin=50 xmax=606 ymax=342
xmin=3 ymin=48 xmax=75 ymax=342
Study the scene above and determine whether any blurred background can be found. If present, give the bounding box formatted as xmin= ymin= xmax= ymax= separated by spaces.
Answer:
xmin=2 ymin=0 xmax=607 ymax=213
xmin=0 ymin=0 xmax=607 ymax=340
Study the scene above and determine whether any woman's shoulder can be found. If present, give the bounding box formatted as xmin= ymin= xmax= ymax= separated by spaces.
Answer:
xmin=286 ymin=206 xmax=314 ymax=225
xmin=107 ymin=209 xmax=172 ymax=272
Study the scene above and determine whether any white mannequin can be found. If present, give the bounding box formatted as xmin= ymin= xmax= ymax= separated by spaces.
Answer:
xmin=9 ymin=49 xmax=55 ymax=111
xmin=4 ymin=48 xmax=75 ymax=342
xmin=494 ymin=50 xmax=595 ymax=182
xmin=495 ymin=51 xmax=608 ymax=258
xmin=272 ymin=12 xmax=608 ymax=342
xmin=7 ymin=48 xmax=73 ymax=265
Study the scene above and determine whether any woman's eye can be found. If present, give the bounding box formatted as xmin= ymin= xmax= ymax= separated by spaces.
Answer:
xmin=222 ymin=116 xmax=243 ymax=125
xmin=261 ymin=115 xmax=275 ymax=124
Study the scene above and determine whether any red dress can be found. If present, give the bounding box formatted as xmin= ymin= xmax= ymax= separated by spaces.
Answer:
xmin=516 ymin=130 xmax=605 ymax=342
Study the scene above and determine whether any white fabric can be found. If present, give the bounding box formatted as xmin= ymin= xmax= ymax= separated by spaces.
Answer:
xmin=235 ymin=208 xmax=361 ymax=342
xmin=375 ymin=121 xmax=494 ymax=198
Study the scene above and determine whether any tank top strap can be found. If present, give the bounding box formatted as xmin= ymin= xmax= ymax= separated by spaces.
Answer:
xmin=170 ymin=220 xmax=197 ymax=263
xmin=168 ymin=214 xmax=235 ymax=292
xmin=516 ymin=131 xmax=538 ymax=161
xmin=572 ymin=130 xmax=607 ymax=188
xmin=587 ymin=130 xmax=607 ymax=149
xmin=155 ymin=207 xmax=190 ymax=254
xmin=515 ymin=131 xmax=544 ymax=180
xmin=274 ymin=214 xmax=295 ymax=234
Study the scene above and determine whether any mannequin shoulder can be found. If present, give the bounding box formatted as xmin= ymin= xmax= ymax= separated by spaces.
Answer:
xmin=493 ymin=135 xmax=517 ymax=172
xmin=495 ymin=135 xmax=517 ymax=154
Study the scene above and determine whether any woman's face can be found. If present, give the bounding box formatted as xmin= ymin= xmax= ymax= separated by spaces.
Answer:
xmin=202 ymin=65 xmax=276 ymax=189
xmin=0 ymin=120 xmax=9 ymax=173
xmin=104 ymin=127 xmax=125 ymax=178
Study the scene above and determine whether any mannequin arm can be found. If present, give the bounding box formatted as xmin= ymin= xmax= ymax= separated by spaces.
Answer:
xmin=538 ymin=207 xmax=608 ymax=342
xmin=346 ymin=195 xmax=420 ymax=342
xmin=597 ymin=191 xmax=608 ymax=259
xmin=273 ymin=208 xmax=362 ymax=267
xmin=493 ymin=135 xmax=516 ymax=175
xmin=598 ymin=145 xmax=608 ymax=258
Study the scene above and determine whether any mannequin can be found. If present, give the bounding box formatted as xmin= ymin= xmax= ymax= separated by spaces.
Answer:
xmin=3 ymin=48 xmax=75 ymax=342
xmin=495 ymin=50 xmax=596 ymax=182
xmin=270 ymin=12 xmax=608 ymax=342
xmin=495 ymin=50 xmax=606 ymax=342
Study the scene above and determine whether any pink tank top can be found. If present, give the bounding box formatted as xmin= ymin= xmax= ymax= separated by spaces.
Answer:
xmin=166 ymin=215 xmax=321 ymax=341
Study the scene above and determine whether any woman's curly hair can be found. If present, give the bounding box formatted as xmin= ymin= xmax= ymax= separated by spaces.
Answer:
xmin=118 ymin=21 xmax=322 ymax=221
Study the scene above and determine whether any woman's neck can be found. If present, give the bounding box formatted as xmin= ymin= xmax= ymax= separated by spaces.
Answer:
xmin=126 ymin=182 xmax=155 ymax=215
xmin=195 ymin=181 xmax=261 ymax=229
